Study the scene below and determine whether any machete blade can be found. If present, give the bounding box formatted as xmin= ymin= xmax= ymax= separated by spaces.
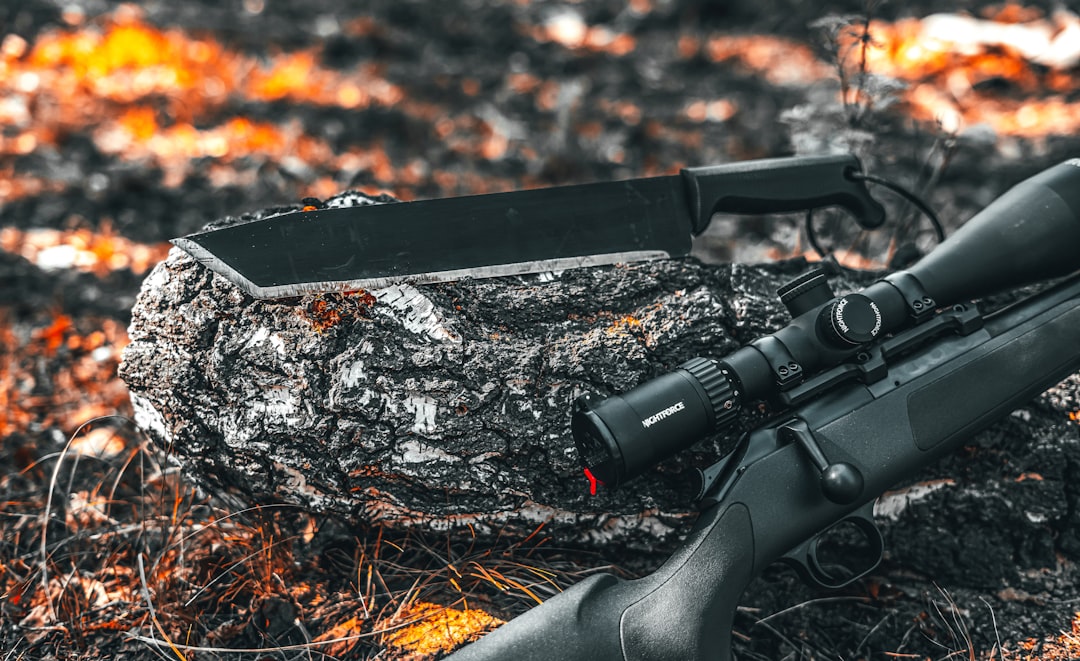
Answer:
xmin=173 ymin=176 xmax=693 ymax=298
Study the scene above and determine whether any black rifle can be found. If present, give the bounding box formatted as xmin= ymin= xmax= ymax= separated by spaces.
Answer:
xmin=446 ymin=159 xmax=1080 ymax=661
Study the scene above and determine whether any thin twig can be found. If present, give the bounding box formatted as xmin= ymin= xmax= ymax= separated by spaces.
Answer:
xmin=855 ymin=610 xmax=894 ymax=655
xmin=754 ymin=595 xmax=870 ymax=626
xmin=137 ymin=553 xmax=188 ymax=661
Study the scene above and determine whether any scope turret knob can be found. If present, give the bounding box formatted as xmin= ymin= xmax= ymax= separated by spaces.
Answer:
xmin=777 ymin=267 xmax=835 ymax=318
xmin=819 ymin=293 xmax=882 ymax=346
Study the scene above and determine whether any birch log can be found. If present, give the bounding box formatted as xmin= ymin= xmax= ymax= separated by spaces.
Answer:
xmin=119 ymin=191 xmax=1080 ymax=573
xmin=120 ymin=191 xmax=830 ymax=550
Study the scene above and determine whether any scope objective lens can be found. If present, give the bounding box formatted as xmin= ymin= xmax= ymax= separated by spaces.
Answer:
xmin=571 ymin=358 xmax=740 ymax=489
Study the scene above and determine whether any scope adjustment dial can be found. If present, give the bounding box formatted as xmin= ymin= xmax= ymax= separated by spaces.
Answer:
xmin=819 ymin=293 xmax=882 ymax=346
xmin=777 ymin=267 xmax=835 ymax=318
xmin=679 ymin=357 xmax=740 ymax=430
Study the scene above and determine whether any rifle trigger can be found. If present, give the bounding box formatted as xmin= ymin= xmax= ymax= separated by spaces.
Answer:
xmin=780 ymin=503 xmax=884 ymax=590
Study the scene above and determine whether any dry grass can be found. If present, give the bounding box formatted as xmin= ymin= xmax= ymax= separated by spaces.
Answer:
xmin=7 ymin=413 xmax=1078 ymax=660
xmin=0 ymin=307 xmax=592 ymax=659
xmin=2 ymin=307 xmax=1077 ymax=660
xmin=0 ymin=409 xmax=620 ymax=660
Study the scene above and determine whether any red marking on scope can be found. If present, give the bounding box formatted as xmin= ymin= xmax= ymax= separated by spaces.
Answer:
xmin=583 ymin=467 xmax=603 ymax=496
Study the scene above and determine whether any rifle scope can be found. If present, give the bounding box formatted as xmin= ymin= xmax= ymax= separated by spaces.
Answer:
xmin=573 ymin=159 xmax=1080 ymax=489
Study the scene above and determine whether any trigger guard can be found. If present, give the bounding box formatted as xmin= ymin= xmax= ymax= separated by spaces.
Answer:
xmin=792 ymin=514 xmax=884 ymax=590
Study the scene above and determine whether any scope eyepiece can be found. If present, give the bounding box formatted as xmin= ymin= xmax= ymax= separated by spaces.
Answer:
xmin=571 ymin=357 xmax=740 ymax=489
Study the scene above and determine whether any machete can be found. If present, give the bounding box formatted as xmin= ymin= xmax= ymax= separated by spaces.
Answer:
xmin=173 ymin=153 xmax=885 ymax=299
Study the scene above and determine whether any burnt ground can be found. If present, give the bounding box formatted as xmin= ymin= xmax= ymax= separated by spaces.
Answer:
xmin=3 ymin=0 xmax=1080 ymax=659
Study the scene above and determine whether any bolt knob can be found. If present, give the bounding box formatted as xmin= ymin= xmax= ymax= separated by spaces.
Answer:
xmin=821 ymin=462 xmax=864 ymax=505
xmin=819 ymin=293 xmax=882 ymax=346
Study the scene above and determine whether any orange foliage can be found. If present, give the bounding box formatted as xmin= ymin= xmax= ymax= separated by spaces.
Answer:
xmin=0 ymin=226 xmax=170 ymax=277
xmin=842 ymin=13 xmax=1080 ymax=137
xmin=0 ymin=6 xmax=412 ymax=197
xmin=19 ymin=7 xmax=402 ymax=116
xmin=608 ymin=314 xmax=642 ymax=333
xmin=35 ymin=314 xmax=73 ymax=356
xmin=299 ymin=291 xmax=377 ymax=333
xmin=1004 ymin=612 xmax=1080 ymax=660
xmin=706 ymin=34 xmax=833 ymax=86
xmin=0 ymin=311 xmax=129 ymax=440
xmin=3 ymin=3 xmax=1079 ymax=208
xmin=312 ymin=615 xmax=367 ymax=657
xmin=528 ymin=12 xmax=636 ymax=55
xmin=381 ymin=601 xmax=502 ymax=656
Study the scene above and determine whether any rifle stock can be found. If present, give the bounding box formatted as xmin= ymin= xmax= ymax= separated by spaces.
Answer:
xmin=448 ymin=501 xmax=753 ymax=661
xmin=449 ymin=272 xmax=1080 ymax=660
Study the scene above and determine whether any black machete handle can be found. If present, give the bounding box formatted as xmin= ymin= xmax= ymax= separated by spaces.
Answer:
xmin=681 ymin=153 xmax=887 ymax=235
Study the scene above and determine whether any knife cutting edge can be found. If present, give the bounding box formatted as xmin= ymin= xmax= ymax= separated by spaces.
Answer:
xmin=173 ymin=153 xmax=886 ymax=299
